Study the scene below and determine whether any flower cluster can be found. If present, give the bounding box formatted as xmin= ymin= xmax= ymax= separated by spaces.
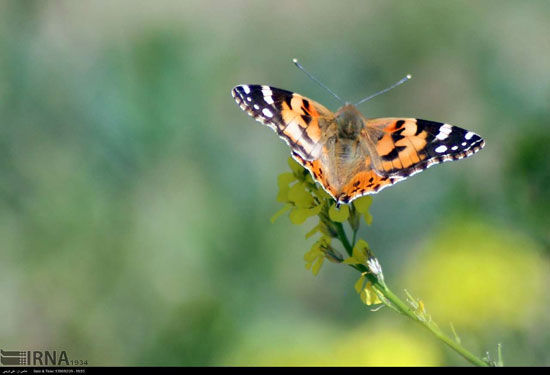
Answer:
xmin=272 ymin=157 xmax=382 ymax=305
xmin=272 ymin=157 xmax=373 ymax=227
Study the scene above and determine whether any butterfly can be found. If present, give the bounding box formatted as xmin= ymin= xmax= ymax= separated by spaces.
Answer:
xmin=231 ymin=83 xmax=485 ymax=205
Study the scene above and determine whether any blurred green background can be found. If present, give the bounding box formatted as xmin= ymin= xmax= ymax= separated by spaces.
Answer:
xmin=1 ymin=0 xmax=549 ymax=366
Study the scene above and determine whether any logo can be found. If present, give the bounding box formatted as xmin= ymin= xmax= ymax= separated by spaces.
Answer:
xmin=0 ymin=351 xmax=26 ymax=366
xmin=1 ymin=350 xmax=87 ymax=366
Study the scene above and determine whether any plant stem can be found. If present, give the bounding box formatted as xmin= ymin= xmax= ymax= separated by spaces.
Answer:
xmin=351 ymin=227 xmax=358 ymax=247
xmin=334 ymin=222 xmax=489 ymax=367
xmin=334 ymin=222 xmax=353 ymax=257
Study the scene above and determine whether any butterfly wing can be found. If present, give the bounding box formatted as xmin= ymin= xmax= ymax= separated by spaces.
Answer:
xmin=232 ymin=85 xmax=337 ymax=161
xmin=365 ymin=117 xmax=485 ymax=177
xmin=336 ymin=117 xmax=485 ymax=203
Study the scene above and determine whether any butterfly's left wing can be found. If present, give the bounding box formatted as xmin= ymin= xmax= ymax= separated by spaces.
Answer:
xmin=232 ymin=85 xmax=337 ymax=161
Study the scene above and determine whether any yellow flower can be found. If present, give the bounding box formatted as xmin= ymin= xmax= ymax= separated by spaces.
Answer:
xmin=272 ymin=172 xmax=323 ymax=224
xmin=276 ymin=172 xmax=296 ymax=203
xmin=328 ymin=203 xmax=350 ymax=222
xmin=304 ymin=236 xmax=332 ymax=275
xmin=353 ymin=196 xmax=373 ymax=225
xmin=343 ymin=239 xmax=370 ymax=265
xmin=360 ymin=282 xmax=382 ymax=305
xmin=354 ymin=273 xmax=382 ymax=305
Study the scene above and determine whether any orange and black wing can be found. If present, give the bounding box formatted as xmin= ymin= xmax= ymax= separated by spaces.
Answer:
xmin=336 ymin=117 xmax=485 ymax=204
xmin=365 ymin=117 xmax=485 ymax=177
xmin=232 ymin=85 xmax=336 ymax=161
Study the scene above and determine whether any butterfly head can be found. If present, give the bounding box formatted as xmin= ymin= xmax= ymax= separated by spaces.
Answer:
xmin=335 ymin=104 xmax=366 ymax=139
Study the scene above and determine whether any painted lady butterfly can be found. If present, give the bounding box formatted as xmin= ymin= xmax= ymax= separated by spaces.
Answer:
xmin=232 ymin=73 xmax=484 ymax=205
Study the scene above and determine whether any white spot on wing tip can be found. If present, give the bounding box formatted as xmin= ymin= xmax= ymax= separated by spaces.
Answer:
xmin=261 ymin=86 xmax=274 ymax=104
xmin=262 ymin=108 xmax=273 ymax=117
xmin=465 ymin=131 xmax=474 ymax=140
xmin=242 ymin=85 xmax=251 ymax=94
xmin=435 ymin=145 xmax=448 ymax=153
xmin=442 ymin=124 xmax=453 ymax=132
xmin=435 ymin=124 xmax=452 ymax=140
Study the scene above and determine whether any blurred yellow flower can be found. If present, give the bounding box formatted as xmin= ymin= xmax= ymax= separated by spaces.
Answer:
xmin=222 ymin=320 xmax=442 ymax=366
xmin=336 ymin=323 xmax=442 ymax=366
xmin=404 ymin=219 xmax=548 ymax=330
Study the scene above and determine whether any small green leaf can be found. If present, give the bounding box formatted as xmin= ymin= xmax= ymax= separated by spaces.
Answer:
xmin=328 ymin=203 xmax=350 ymax=222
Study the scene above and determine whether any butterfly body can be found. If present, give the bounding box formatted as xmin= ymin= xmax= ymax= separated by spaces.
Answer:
xmin=232 ymin=84 xmax=484 ymax=205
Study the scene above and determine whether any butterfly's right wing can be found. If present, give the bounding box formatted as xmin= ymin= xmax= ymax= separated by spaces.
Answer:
xmin=363 ymin=117 xmax=485 ymax=178
xmin=232 ymin=85 xmax=337 ymax=161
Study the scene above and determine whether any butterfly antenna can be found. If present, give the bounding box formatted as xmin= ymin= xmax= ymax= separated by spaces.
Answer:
xmin=355 ymin=74 xmax=412 ymax=106
xmin=293 ymin=58 xmax=345 ymax=105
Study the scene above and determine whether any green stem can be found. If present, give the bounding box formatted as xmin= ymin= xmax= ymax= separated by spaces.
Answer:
xmin=351 ymin=227 xmax=358 ymax=247
xmin=334 ymin=222 xmax=353 ymax=257
xmin=334 ymin=223 xmax=489 ymax=367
